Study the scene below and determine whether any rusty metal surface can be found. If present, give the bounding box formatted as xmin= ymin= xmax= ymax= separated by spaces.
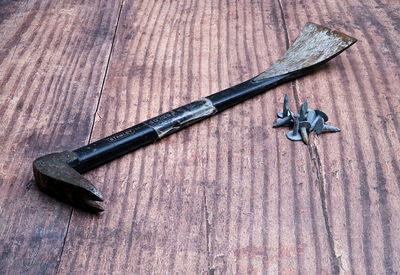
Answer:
xmin=33 ymin=151 xmax=104 ymax=212
xmin=254 ymin=22 xmax=357 ymax=81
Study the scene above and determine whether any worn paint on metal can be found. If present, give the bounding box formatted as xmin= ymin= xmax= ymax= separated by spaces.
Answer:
xmin=254 ymin=22 xmax=357 ymax=81
xmin=144 ymin=98 xmax=217 ymax=138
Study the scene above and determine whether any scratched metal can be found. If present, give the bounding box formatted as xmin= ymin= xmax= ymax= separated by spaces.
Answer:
xmin=144 ymin=98 xmax=217 ymax=138
xmin=254 ymin=22 xmax=357 ymax=81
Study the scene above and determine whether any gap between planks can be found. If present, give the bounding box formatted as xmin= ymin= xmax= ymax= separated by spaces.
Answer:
xmin=53 ymin=0 xmax=342 ymax=273
xmin=55 ymin=1 xmax=125 ymax=274
xmin=277 ymin=0 xmax=340 ymax=274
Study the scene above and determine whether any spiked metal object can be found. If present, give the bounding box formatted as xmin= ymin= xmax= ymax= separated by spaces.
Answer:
xmin=33 ymin=22 xmax=356 ymax=212
xmin=273 ymin=95 xmax=341 ymax=144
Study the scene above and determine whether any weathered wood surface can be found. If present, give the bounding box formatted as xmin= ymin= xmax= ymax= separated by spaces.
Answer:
xmin=0 ymin=0 xmax=399 ymax=274
xmin=0 ymin=0 xmax=122 ymax=273
xmin=281 ymin=0 xmax=400 ymax=273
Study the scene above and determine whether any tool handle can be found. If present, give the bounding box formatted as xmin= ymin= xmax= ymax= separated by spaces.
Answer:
xmin=71 ymin=73 xmax=292 ymax=173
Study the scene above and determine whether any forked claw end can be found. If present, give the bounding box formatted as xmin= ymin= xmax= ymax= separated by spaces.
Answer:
xmin=33 ymin=151 xmax=104 ymax=213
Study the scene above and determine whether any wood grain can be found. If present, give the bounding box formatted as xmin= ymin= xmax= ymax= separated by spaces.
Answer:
xmin=281 ymin=0 xmax=400 ymax=274
xmin=58 ymin=0 xmax=332 ymax=273
xmin=0 ymin=0 xmax=399 ymax=274
xmin=0 ymin=0 xmax=122 ymax=273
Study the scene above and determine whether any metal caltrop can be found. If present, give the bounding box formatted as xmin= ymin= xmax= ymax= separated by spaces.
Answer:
xmin=33 ymin=22 xmax=357 ymax=212
xmin=273 ymin=94 xmax=341 ymax=144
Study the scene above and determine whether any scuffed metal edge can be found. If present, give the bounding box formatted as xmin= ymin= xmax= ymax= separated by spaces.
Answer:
xmin=254 ymin=22 xmax=357 ymax=81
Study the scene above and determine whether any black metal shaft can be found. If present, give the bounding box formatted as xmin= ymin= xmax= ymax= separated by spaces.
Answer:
xmin=71 ymin=72 xmax=294 ymax=173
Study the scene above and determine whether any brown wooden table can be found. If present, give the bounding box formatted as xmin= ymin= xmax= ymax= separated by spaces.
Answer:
xmin=1 ymin=0 xmax=399 ymax=274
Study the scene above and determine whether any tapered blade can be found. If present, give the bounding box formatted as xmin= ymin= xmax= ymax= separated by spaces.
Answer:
xmin=254 ymin=22 xmax=357 ymax=81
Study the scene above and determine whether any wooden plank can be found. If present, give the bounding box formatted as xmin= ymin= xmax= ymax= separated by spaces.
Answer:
xmin=199 ymin=1 xmax=333 ymax=274
xmin=0 ymin=0 xmax=122 ymax=273
xmin=2 ymin=0 xmax=398 ymax=274
xmin=58 ymin=0 xmax=335 ymax=273
xmin=281 ymin=0 xmax=400 ymax=274
xmin=58 ymin=1 xmax=209 ymax=273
